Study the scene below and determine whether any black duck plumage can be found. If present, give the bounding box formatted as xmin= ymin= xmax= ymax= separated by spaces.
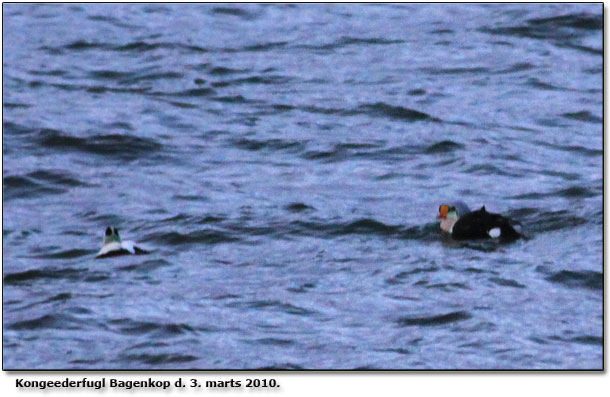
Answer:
xmin=451 ymin=206 xmax=521 ymax=241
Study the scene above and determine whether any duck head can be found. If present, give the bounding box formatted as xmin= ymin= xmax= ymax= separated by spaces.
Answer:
xmin=438 ymin=205 xmax=459 ymax=233
xmin=103 ymin=226 xmax=122 ymax=246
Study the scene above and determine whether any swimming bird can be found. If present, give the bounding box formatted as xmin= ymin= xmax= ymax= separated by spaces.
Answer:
xmin=96 ymin=227 xmax=147 ymax=258
xmin=437 ymin=204 xmax=521 ymax=241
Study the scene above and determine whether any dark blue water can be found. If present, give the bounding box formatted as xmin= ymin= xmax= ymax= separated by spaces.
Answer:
xmin=2 ymin=3 xmax=602 ymax=369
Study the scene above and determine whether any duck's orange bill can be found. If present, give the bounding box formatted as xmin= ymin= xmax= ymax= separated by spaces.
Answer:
xmin=438 ymin=205 xmax=449 ymax=219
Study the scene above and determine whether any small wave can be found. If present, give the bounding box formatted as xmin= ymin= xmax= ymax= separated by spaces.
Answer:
xmin=375 ymin=172 xmax=406 ymax=180
xmin=232 ymin=138 xmax=306 ymax=153
xmin=109 ymin=318 xmax=196 ymax=337
xmin=420 ymin=66 xmax=489 ymax=75
xmin=3 ymin=121 xmax=32 ymax=135
xmin=378 ymin=348 xmax=411 ymax=356
xmin=3 ymin=175 xmax=65 ymax=200
xmin=118 ymin=259 xmax=171 ymax=273
xmin=87 ymin=14 xmax=137 ymax=29
xmin=498 ymin=62 xmax=536 ymax=73
xmin=160 ymin=214 xmax=222 ymax=224
xmin=301 ymin=141 xmax=457 ymax=163
xmin=301 ymin=148 xmax=349 ymax=163
xmin=480 ymin=12 xmax=601 ymax=40
xmin=212 ymin=95 xmax=252 ymax=105
xmin=255 ymin=363 xmax=304 ymax=370
xmin=287 ymin=218 xmax=402 ymax=238
xmin=538 ymin=170 xmax=580 ymax=181
xmin=545 ymin=270 xmax=602 ymax=290
xmin=241 ymin=41 xmax=289 ymax=52
xmin=227 ymin=300 xmax=316 ymax=316
xmin=397 ymin=311 xmax=472 ymax=327
xmin=424 ymin=140 xmax=464 ymax=154
xmin=285 ymin=203 xmax=314 ymax=213
xmin=211 ymin=75 xmax=292 ymax=87
xmin=119 ymin=353 xmax=198 ymax=365
xmin=431 ymin=29 xmax=454 ymax=34
xmin=425 ymin=282 xmax=470 ymax=292
xmin=212 ymin=6 xmax=257 ymax=19
xmin=174 ymin=194 xmax=206 ymax=201
xmin=548 ymin=334 xmax=603 ymax=346
xmin=355 ymin=146 xmax=420 ymax=161
xmin=465 ymin=164 xmax=520 ymax=177
xmin=63 ymin=40 xmax=108 ymax=50
xmin=526 ymin=78 xmax=566 ymax=91
xmin=28 ymin=69 xmax=67 ymax=76
xmin=299 ymin=36 xmax=404 ymax=51
xmin=287 ymin=282 xmax=315 ymax=293
xmin=285 ymin=219 xmax=433 ymax=240
xmin=29 ymin=170 xmax=86 ymax=187
xmin=386 ymin=266 xmax=440 ymax=285
xmin=85 ymin=272 xmax=111 ymax=282
xmin=271 ymin=104 xmax=296 ymax=112
xmin=557 ymin=186 xmax=598 ymax=198
xmin=145 ymin=230 xmax=239 ymax=245
xmin=529 ymin=13 xmax=602 ymax=30
xmin=52 ymin=40 xmax=209 ymax=54
xmin=249 ymin=338 xmax=295 ymax=346
xmin=38 ymin=129 xmax=162 ymax=160
xmin=357 ymin=102 xmax=440 ymax=122
xmin=208 ymin=66 xmax=249 ymax=75
xmin=116 ymin=41 xmax=208 ymax=53
xmin=98 ymin=71 xmax=184 ymax=85
xmin=166 ymin=101 xmax=199 ymax=110
xmin=511 ymin=186 xmax=597 ymax=200
xmin=8 ymin=313 xmax=84 ymax=331
xmin=561 ymin=111 xmax=602 ymax=124
xmin=557 ymin=42 xmax=602 ymax=55
xmin=445 ymin=240 xmax=510 ymax=252
xmin=105 ymin=121 xmax=134 ymax=131
xmin=167 ymin=87 xmax=216 ymax=97
xmin=489 ymin=277 xmax=526 ymax=289
xmin=3 ymin=268 xmax=85 ymax=285
xmin=36 ymin=81 xmax=150 ymax=95
xmin=46 ymin=293 xmax=72 ymax=302
xmin=301 ymin=105 xmax=346 ymax=115
xmin=340 ymin=36 xmax=405 ymax=46
xmin=4 ymin=102 xmax=30 ymax=108
xmin=34 ymin=249 xmax=93 ymax=260
xmin=535 ymin=140 xmax=602 ymax=157
xmin=408 ymin=89 xmax=426 ymax=95
xmin=339 ymin=219 xmax=402 ymax=235
xmin=566 ymin=336 xmax=603 ymax=346
xmin=89 ymin=70 xmax=132 ymax=80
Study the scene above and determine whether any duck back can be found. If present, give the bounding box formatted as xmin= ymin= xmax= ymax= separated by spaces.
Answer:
xmin=452 ymin=206 xmax=520 ymax=241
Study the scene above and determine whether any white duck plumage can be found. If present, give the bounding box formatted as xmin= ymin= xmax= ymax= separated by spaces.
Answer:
xmin=96 ymin=227 xmax=146 ymax=258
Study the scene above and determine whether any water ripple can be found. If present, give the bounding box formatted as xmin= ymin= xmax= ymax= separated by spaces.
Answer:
xmin=545 ymin=270 xmax=602 ymax=290
xmin=109 ymin=318 xmax=196 ymax=337
xmin=357 ymin=102 xmax=440 ymax=122
xmin=37 ymin=129 xmax=162 ymax=160
xmin=480 ymin=12 xmax=602 ymax=40
xmin=4 ymin=268 xmax=85 ymax=285
xmin=397 ymin=311 xmax=472 ymax=327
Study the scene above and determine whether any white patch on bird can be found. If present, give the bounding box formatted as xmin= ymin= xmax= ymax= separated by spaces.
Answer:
xmin=440 ymin=211 xmax=459 ymax=234
xmin=97 ymin=227 xmax=145 ymax=258
xmin=488 ymin=227 xmax=501 ymax=238
xmin=97 ymin=241 xmax=123 ymax=257
xmin=120 ymin=240 xmax=136 ymax=254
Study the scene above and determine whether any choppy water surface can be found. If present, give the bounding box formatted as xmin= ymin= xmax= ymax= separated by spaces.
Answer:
xmin=2 ymin=3 xmax=602 ymax=369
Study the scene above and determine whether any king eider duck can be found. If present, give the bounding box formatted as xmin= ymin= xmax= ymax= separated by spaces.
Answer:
xmin=437 ymin=204 xmax=521 ymax=241
xmin=96 ymin=227 xmax=147 ymax=258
